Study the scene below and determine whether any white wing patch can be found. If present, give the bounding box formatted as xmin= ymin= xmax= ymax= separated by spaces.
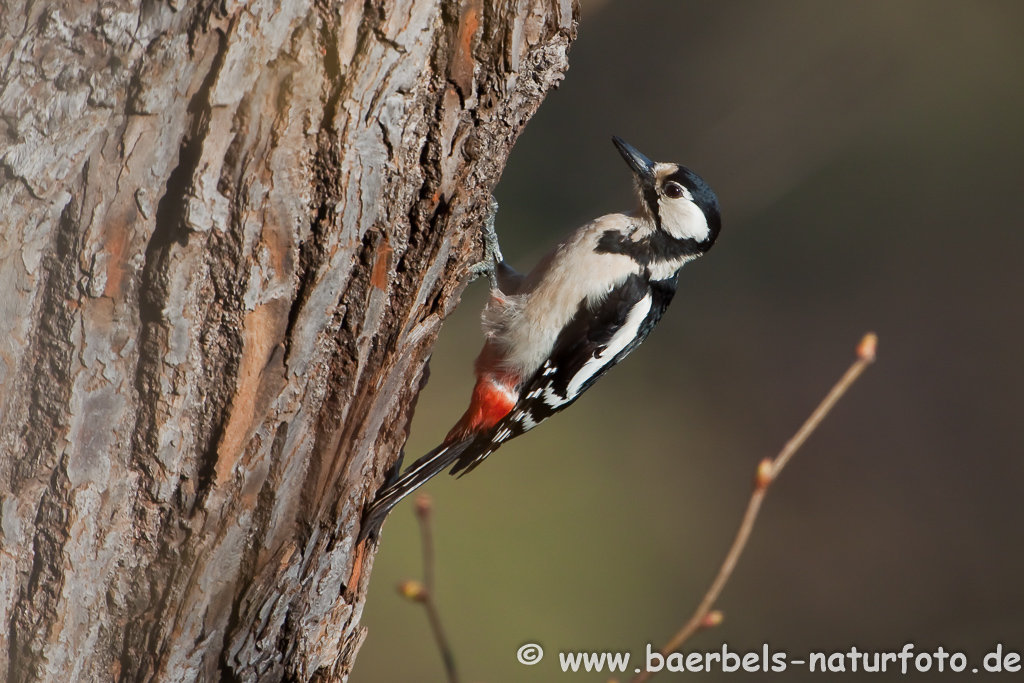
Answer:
xmin=565 ymin=293 xmax=653 ymax=399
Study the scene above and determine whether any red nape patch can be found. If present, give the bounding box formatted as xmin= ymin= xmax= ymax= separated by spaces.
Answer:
xmin=446 ymin=377 xmax=517 ymax=443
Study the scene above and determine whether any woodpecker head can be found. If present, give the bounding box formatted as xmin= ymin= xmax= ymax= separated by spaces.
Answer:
xmin=612 ymin=136 xmax=721 ymax=253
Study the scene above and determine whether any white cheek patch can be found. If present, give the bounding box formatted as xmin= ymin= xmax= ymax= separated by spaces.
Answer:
xmin=565 ymin=293 xmax=652 ymax=399
xmin=657 ymin=197 xmax=710 ymax=242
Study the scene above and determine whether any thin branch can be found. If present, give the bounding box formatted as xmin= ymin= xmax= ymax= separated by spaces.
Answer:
xmin=417 ymin=495 xmax=436 ymax=595
xmin=631 ymin=333 xmax=877 ymax=683
xmin=398 ymin=494 xmax=461 ymax=683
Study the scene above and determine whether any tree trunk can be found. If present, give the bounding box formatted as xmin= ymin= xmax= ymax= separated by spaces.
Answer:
xmin=0 ymin=0 xmax=576 ymax=680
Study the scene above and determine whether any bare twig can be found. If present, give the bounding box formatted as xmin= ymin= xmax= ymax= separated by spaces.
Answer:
xmin=416 ymin=495 xmax=436 ymax=596
xmin=397 ymin=494 xmax=461 ymax=683
xmin=631 ymin=333 xmax=877 ymax=683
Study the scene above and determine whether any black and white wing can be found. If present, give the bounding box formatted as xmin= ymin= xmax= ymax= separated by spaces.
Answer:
xmin=449 ymin=272 xmax=678 ymax=476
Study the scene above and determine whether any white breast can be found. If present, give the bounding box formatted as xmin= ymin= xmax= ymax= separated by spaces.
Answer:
xmin=485 ymin=213 xmax=641 ymax=377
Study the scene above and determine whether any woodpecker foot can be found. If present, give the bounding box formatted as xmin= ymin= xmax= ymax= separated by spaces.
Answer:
xmin=468 ymin=196 xmax=503 ymax=289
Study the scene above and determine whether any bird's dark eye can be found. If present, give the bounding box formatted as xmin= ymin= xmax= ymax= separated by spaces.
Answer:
xmin=663 ymin=181 xmax=685 ymax=199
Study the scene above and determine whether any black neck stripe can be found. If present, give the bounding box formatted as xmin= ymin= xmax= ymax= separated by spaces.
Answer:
xmin=595 ymin=228 xmax=708 ymax=266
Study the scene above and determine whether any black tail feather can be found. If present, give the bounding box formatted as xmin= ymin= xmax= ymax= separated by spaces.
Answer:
xmin=358 ymin=438 xmax=476 ymax=543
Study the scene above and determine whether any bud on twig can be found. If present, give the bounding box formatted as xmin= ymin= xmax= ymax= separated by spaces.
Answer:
xmin=755 ymin=458 xmax=774 ymax=490
xmin=701 ymin=610 xmax=724 ymax=629
xmin=397 ymin=580 xmax=427 ymax=602
xmin=415 ymin=493 xmax=433 ymax=520
xmin=857 ymin=333 xmax=877 ymax=362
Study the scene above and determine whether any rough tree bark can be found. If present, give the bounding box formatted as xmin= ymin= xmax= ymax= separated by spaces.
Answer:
xmin=0 ymin=0 xmax=577 ymax=680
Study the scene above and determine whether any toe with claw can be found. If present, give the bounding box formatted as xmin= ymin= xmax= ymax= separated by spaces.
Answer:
xmin=468 ymin=197 xmax=504 ymax=289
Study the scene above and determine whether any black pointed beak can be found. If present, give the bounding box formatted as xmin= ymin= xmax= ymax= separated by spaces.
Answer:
xmin=612 ymin=136 xmax=656 ymax=186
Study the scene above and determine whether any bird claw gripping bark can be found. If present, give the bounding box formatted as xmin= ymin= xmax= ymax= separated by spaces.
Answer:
xmin=468 ymin=196 xmax=504 ymax=289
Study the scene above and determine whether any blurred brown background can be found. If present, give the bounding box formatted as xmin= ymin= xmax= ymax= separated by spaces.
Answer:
xmin=356 ymin=1 xmax=1024 ymax=680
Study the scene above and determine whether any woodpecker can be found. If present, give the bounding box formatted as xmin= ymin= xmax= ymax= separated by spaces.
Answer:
xmin=359 ymin=137 xmax=721 ymax=542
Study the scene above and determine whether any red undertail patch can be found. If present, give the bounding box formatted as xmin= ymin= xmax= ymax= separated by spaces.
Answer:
xmin=446 ymin=376 xmax=517 ymax=443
